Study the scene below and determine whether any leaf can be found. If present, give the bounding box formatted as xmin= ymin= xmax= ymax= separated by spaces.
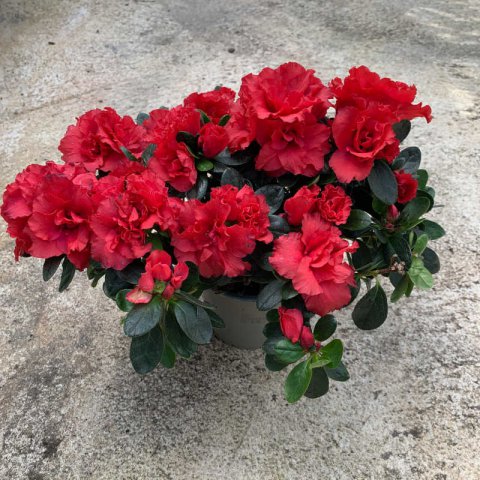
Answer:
xmin=413 ymin=233 xmax=429 ymax=255
xmin=392 ymin=147 xmax=421 ymax=173
xmin=392 ymin=120 xmax=411 ymax=142
xmin=265 ymin=354 xmax=289 ymax=372
xmin=176 ymin=131 xmax=197 ymax=149
xmin=255 ymin=185 xmax=285 ymax=213
xmin=116 ymin=289 xmax=134 ymax=312
xmin=416 ymin=169 xmax=428 ymax=189
xmin=263 ymin=322 xmax=282 ymax=338
xmin=221 ymin=167 xmax=244 ymax=188
xmin=422 ymin=247 xmax=440 ymax=274
xmin=59 ymin=258 xmax=76 ymax=292
xmin=390 ymin=275 xmax=410 ymax=303
xmin=120 ymin=146 xmax=138 ymax=162
xmin=215 ymin=149 xmax=250 ymax=166
xmin=398 ymin=197 xmax=431 ymax=228
xmin=324 ymin=361 xmax=350 ymax=382
xmin=160 ymin=342 xmax=176 ymax=369
xmin=43 ymin=256 xmax=63 ymax=281
xmin=408 ymin=257 xmax=434 ymax=290
xmin=117 ymin=260 xmax=145 ymax=284
xmin=136 ymin=112 xmax=149 ymax=125
xmin=318 ymin=339 xmax=343 ymax=368
xmin=187 ymin=174 xmax=209 ymax=200
xmin=176 ymin=290 xmax=215 ymax=309
xmin=207 ymin=309 xmax=225 ymax=328
xmin=256 ymin=279 xmax=285 ymax=311
xmin=416 ymin=189 xmax=434 ymax=212
xmin=164 ymin=311 xmax=197 ymax=358
xmin=103 ymin=269 xmax=132 ymax=299
xmin=304 ymin=367 xmax=329 ymax=398
xmin=174 ymin=301 xmax=213 ymax=344
xmin=266 ymin=309 xmax=279 ymax=323
xmin=274 ymin=339 xmax=305 ymax=363
xmin=141 ymin=143 xmax=157 ymax=165
xmin=268 ymin=215 xmax=290 ymax=236
xmin=313 ymin=314 xmax=337 ymax=341
xmin=388 ymin=234 xmax=412 ymax=269
xmin=420 ymin=220 xmax=446 ymax=240
xmin=129 ymin=326 xmax=163 ymax=374
xmin=198 ymin=109 xmax=211 ymax=125
xmin=343 ymin=209 xmax=373 ymax=231
xmin=352 ymin=283 xmax=388 ymax=330
xmin=124 ymin=297 xmax=164 ymax=337
xmin=285 ymin=360 xmax=312 ymax=403
xmin=281 ymin=282 xmax=298 ymax=300
xmin=263 ymin=336 xmax=281 ymax=355
xmin=218 ymin=114 xmax=231 ymax=127
xmin=368 ymin=160 xmax=398 ymax=205
xmin=196 ymin=159 xmax=214 ymax=171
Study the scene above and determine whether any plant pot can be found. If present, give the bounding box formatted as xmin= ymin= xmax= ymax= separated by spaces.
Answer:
xmin=202 ymin=290 xmax=266 ymax=350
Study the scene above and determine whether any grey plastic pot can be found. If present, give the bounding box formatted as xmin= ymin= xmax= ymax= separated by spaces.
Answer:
xmin=202 ymin=290 xmax=266 ymax=350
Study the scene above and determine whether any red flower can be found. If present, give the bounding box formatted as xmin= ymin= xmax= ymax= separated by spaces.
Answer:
xmin=183 ymin=87 xmax=235 ymax=124
xmin=225 ymin=101 xmax=257 ymax=152
xmin=330 ymin=66 xmax=432 ymax=123
xmin=210 ymin=185 xmax=273 ymax=243
xmin=90 ymin=170 xmax=174 ymax=270
xmin=144 ymin=106 xmax=200 ymax=192
xmin=270 ymin=214 xmax=357 ymax=316
xmin=170 ymin=198 xmax=256 ymax=278
xmin=126 ymin=250 xmax=189 ymax=303
xmin=330 ymin=104 xmax=399 ymax=182
xmin=394 ymin=170 xmax=418 ymax=204
xmin=59 ymin=108 xmax=145 ymax=173
xmin=278 ymin=307 xmax=314 ymax=350
xmin=317 ymin=184 xmax=352 ymax=225
xmin=385 ymin=205 xmax=400 ymax=230
xmin=284 ymin=185 xmax=320 ymax=226
xmin=198 ymin=123 xmax=229 ymax=158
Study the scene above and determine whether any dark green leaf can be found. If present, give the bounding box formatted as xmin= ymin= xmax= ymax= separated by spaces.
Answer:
xmin=160 ymin=342 xmax=176 ymax=369
xmin=124 ymin=297 xmax=164 ymax=337
xmin=196 ymin=159 xmax=214 ymax=171
xmin=285 ymin=360 xmax=312 ymax=403
xmin=255 ymin=185 xmax=285 ymax=213
xmin=392 ymin=147 xmax=421 ymax=173
xmin=221 ymin=167 xmax=244 ymax=188
xmin=103 ymin=269 xmax=132 ymax=299
xmin=372 ymin=197 xmax=388 ymax=215
xmin=416 ymin=169 xmax=428 ymax=189
xmin=420 ymin=220 xmax=446 ymax=240
xmin=263 ymin=322 xmax=282 ymax=338
xmin=207 ymin=309 xmax=225 ymax=328
xmin=343 ymin=209 xmax=373 ymax=231
xmin=281 ymin=282 xmax=298 ymax=300
xmin=117 ymin=260 xmax=145 ymax=284
xmin=164 ymin=311 xmax=197 ymax=358
xmin=422 ymin=247 xmax=440 ymax=274
xmin=408 ymin=257 xmax=434 ymax=290
xmin=256 ymin=279 xmax=285 ymax=311
xmin=416 ymin=189 xmax=434 ymax=212
xmin=198 ymin=110 xmax=211 ymax=125
xmin=258 ymin=252 xmax=274 ymax=271
xmin=215 ymin=149 xmax=250 ymax=166
xmin=368 ymin=161 xmax=398 ymax=205
xmin=413 ymin=233 xmax=429 ymax=255
xmin=263 ymin=335 xmax=281 ymax=355
xmin=313 ymin=314 xmax=337 ymax=341
xmin=218 ymin=114 xmax=231 ymax=127
xmin=266 ymin=309 xmax=279 ymax=323
xmin=388 ymin=234 xmax=412 ymax=269
xmin=304 ymin=367 xmax=329 ymax=398
xmin=141 ymin=143 xmax=157 ymax=165
xmin=352 ymin=283 xmax=388 ymax=330
xmin=274 ymin=339 xmax=305 ymax=363
xmin=324 ymin=361 xmax=350 ymax=382
xmin=392 ymin=120 xmax=411 ymax=142
xmin=176 ymin=131 xmax=197 ymax=149
xmin=130 ymin=326 xmax=163 ymax=374
xmin=390 ymin=275 xmax=410 ymax=303
xmin=176 ymin=290 xmax=215 ymax=310
xmin=318 ymin=339 xmax=343 ymax=368
xmin=116 ymin=289 xmax=134 ymax=312
xmin=59 ymin=258 xmax=76 ymax=292
xmin=265 ymin=354 xmax=289 ymax=371
xmin=268 ymin=215 xmax=290 ymax=236
xmin=120 ymin=146 xmax=138 ymax=162
xmin=187 ymin=174 xmax=208 ymax=200
xmin=398 ymin=197 xmax=431 ymax=228
xmin=43 ymin=256 xmax=63 ymax=281
xmin=136 ymin=112 xmax=150 ymax=125
xmin=174 ymin=301 xmax=213 ymax=344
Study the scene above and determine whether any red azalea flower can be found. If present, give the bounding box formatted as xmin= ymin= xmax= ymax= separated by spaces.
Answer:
xmin=330 ymin=104 xmax=400 ymax=183
xmin=278 ymin=307 xmax=314 ymax=350
xmin=284 ymin=185 xmax=321 ymax=226
xmin=225 ymin=101 xmax=257 ymax=152
xmin=144 ymin=106 xmax=201 ymax=192
xmin=394 ymin=170 xmax=418 ymax=204
xmin=210 ymin=184 xmax=273 ymax=243
xmin=59 ymin=108 xmax=145 ymax=173
xmin=330 ymin=66 xmax=432 ymax=123
xmin=126 ymin=250 xmax=189 ymax=303
xmin=317 ymin=184 xmax=352 ymax=225
xmin=198 ymin=123 xmax=229 ymax=158
xmin=183 ymin=87 xmax=235 ymax=123
xmin=170 ymin=198 xmax=256 ymax=278
xmin=270 ymin=214 xmax=357 ymax=316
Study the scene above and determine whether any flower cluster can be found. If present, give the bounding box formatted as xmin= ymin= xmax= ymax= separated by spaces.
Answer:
xmin=1 ymin=62 xmax=443 ymax=404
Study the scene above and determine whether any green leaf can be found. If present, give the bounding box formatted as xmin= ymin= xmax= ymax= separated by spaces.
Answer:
xmin=392 ymin=147 xmax=421 ymax=173
xmin=416 ymin=189 xmax=434 ymax=212
xmin=422 ymin=247 xmax=440 ymax=274
xmin=343 ymin=209 xmax=373 ymax=231
xmin=390 ymin=275 xmax=410 ymax=303
xmin=263 ymin=322 xmax=282 ymax=338
xmin=413 ymin=233 xmax=429 ymax=255
xmin=416 ymin=169 xmax=428 ymax=189
xmin=256 ymin=279 xmax=285 ymax=311
xmin=215 ymin=149 xmax=249 ymax=166
xmin=398 ymin=197 xmax=431 ymax=228
xmin=207 ymin=309 xmax=225 ymax=328
xmin=368 ymin=161 xmax=398 ymax=205
xmin=304 ymin=367 xmax=329 ymax=398
xmin=372 ymin=197 xmax=388 ymax=215
xmin=318 ymin=339 xmax=343 ymax=368
xmin=164 ymin=311 xmax=197 ymax=358
xmin=420 ymin=220 xmax=446 ymax=240
xmin=285 ymin=360 xmax=313 ymax=403
xmin=263 ymin=335 xmax=281 ymax=355
xmin=352 ymin=283 xmax=388 ymax=330
xmin=408 ymin=257 xmax=434 ymax=290
xmin=255 ymin=185 xmax=285 ymax=213
xmin=43 ymin=256 xmax=63 ymax=281
xmin=176 ymin=131 xmax=197 ymax=149
xmin=59 ymin=258 xmax=76 ymax=292
xmin=274 ymin=339 xmax=305 ymax=363
xmin=392 ymin=120 xmax=411 ymax=142
xmin=221 ymin=167 xmax=244 ymax=188
xmin=281 ymin=282 xmax=298 ymax=300
xmin=124 ymin=297 xmax=164 ymax=337
xmin=175 ymin=290 xmax=215 ymax=310
xmin=198 ymin=109 xmax=211 ymax=125
xmin=196 ymin=158 xmax=214 ymax=171
xmin=265 ymin=354 xmax=289 ymax=372
xmin=174 ymin=301 xmax=213 ymax=344
xmin=268 ymin=215 xmax=290 ymax=236
xmin=388 ymin=234 xmax=412 ymax=269
xmin=136 ymin=112 xmax=149 ymax=125
xmin=160 ymin=342 xmax=176 ymax=369
xmin=187 ymin=174 xmax=208 ymax=200
xmin=129 ymin=326 xmax=163 ymax=374
xmin=324 ymin=361 xmax=350 ymax=382
xmin=103 ymin=269 xmax=132 ymax=299
xmin=116 ymin=289 xmax=134 ymax=312
xmin=141 ymin=143 xmax=157 ymax=165
xmin=120 ymin=146 xmax=138 ymax=162
xmin=313 ymin=314 xmax=337 ymax=341
xmin=218 ymin=114 xmax=231 ymax=127
xmin=266 ymin=309 xmax=279 ymax=323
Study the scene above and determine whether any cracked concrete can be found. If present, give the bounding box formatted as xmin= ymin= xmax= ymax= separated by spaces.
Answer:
xmin=0 ymin=1 xmax=479 ymax=479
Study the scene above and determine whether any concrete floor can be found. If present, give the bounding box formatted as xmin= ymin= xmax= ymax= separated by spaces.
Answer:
xmin=0 ymin=1 xmax=479 ymax=479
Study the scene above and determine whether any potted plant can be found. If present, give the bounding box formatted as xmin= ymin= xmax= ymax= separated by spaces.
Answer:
xmin=1 ymin=62 xmax=444 ymax=403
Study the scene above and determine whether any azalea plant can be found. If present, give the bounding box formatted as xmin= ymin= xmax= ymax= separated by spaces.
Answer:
xmin=1 ymin=63 xmax=444 ymax=403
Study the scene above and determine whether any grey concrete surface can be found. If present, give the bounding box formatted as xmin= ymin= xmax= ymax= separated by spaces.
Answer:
xmin=0 ymin=1 xmax=479 ymax=479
